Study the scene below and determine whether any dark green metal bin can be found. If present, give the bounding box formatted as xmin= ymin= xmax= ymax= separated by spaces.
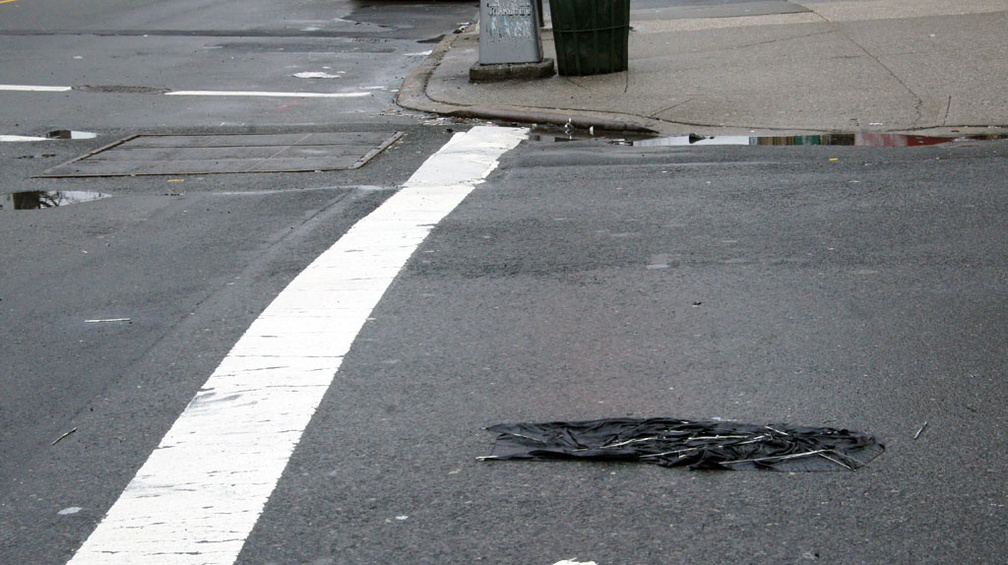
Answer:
xmin=548 ymin=0 xmax=630 ymax=76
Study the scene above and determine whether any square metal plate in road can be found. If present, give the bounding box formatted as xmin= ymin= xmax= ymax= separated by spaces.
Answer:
xmin=37 ymin=131 xmax=403 ymax=177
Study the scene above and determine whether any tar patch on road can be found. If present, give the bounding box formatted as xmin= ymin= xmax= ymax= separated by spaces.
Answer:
xmin=37 ymin=131 xmax=402 ymax=177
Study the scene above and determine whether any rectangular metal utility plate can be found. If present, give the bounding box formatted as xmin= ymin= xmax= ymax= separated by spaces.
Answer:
xmin=37 ymin=131 xmax=403 ymax=177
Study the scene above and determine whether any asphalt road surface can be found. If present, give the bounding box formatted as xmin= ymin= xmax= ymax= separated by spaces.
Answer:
xmin=236 ymin=135 xmax=1008 ymax=565
xmin=0 ymin=0 xmax=481 ymax=562
xmin=2 ymin=1 xmax=1007 ymax=564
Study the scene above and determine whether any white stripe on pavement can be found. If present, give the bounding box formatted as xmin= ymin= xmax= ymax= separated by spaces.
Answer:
xmin=0 ymin=84 xmax=367 ymax=98
xmin=0 ymin=135 xmax=50 ymax=142
xmin=0 ymin=84 xmax=72 ymax=92
xmin=67 ymin=126 xmax=528 ymax=565
xmin=165 ymin=90 xmax=370 ymax=98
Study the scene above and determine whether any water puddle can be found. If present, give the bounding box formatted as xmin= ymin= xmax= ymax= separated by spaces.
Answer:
xmin=0 ymin=130 xmax=98 ymax=142
xmin=631 ymin=133 xmax=1008 ymax=147
xmin=1 ymin=190 xmax=110 ymax=210
xmin=48 ymin=130 xmax=98 ymax=140
xmin=531 ymin=128 xmax=1007 ymax=147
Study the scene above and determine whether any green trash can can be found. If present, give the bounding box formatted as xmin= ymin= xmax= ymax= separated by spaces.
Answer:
xmin=548 ymin=0 xmax=630 ymax=76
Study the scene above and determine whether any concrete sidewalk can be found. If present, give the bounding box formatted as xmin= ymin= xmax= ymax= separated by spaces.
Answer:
xmin=399 ymin=0 xmax=1008 ymax=136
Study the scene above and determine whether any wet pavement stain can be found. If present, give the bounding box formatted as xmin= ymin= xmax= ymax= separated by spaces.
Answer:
xmin=16 ymin=153 xmax=58 ymax=159
xmin=1 ymin=190 xmax=110 ymax=210
xmin=72 ymin=85 xmax=169 ymax=95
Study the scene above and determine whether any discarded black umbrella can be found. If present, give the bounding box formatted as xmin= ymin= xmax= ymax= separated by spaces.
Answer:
xmin=480 ymin=418 xmax=883 ymax=471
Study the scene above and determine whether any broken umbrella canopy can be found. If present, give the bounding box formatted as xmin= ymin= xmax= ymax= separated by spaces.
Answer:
xmin=481 ymin=418 xmax=884 ymax=471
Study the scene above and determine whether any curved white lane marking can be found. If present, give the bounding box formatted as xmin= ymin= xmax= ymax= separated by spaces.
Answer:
xmin=67 ymin=126 xmax=528 ymax=565
xmin=0 ymin=135 xmax=50 ymax=142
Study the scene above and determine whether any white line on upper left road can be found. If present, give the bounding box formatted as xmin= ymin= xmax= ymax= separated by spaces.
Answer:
xmin=0 ymin=84 xmax=369 ymax=98
xmin=166 ymin=90 xmax=371 ymax=98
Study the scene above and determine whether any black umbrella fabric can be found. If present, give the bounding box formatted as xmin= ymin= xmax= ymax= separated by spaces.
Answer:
xmin=481 ymin=418 xmax=884 ymax=471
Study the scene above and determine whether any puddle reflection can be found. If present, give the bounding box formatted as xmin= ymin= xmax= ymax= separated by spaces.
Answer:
xmin=1 ymin=190 xmax=110 ymax=210
xmin=633 ymin=133 xmax=1008 ymax=147
xmin=532 ymin=128 xmax=1007 ymax=147
xmin=48 ymin=130 xmax=98 ymax=140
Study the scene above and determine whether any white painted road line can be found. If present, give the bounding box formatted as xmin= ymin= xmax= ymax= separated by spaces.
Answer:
xmin=0 ymin=84 xmax=367 ymax=98
xmin=67 ymin=126 xmax=527 ymax=565
xmin=0 ymin=135 xmax=50 ymax=142
xmin=0 ymin=84 xmax=72 ymax=92
xmin=165 ymin=90 xmax=371 ymax=98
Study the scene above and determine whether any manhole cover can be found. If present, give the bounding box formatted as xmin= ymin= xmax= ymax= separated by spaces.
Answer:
xmin=37 ymin=131 xmax=403 ymax=177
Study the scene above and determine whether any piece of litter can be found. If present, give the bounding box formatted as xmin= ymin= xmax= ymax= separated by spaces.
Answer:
xmin=913 ymin=421 xmax=928 ymax=439
xmin=481 ymin=418 xmax=884 ymax=471
xmin=395 ymin=515 xmax=408 ymax=521
xmin=58 ymin=507 xmax=83 ymax=515
xmin=84 ymin=318 xmax=131 ymax=324
xmin=553 ymin=560 xmax=598 ymax=565
xmin=52 ymin=427 xmax=77 ymax=445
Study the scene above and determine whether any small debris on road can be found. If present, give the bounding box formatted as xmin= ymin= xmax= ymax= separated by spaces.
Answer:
xmin=52 ymin=427 xmax=77 ymax=446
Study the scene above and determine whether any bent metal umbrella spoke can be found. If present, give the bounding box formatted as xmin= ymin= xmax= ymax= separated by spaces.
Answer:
xmin=480 ymin=418 xmax=884 ymax=471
